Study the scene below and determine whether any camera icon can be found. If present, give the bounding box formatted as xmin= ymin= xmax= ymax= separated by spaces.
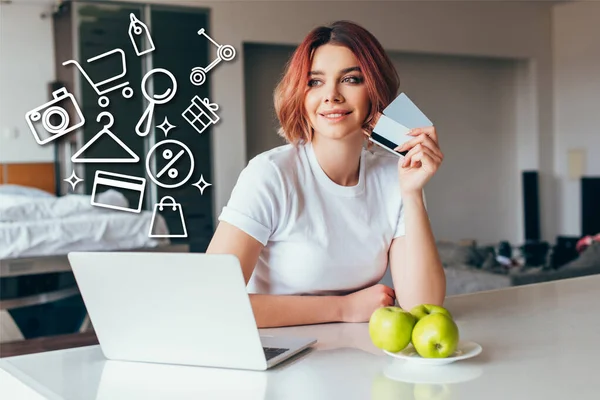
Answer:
xmin=25 ymin=88 xmax=86 ymax=145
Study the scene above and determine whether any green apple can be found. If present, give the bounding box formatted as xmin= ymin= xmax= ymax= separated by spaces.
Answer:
xmin=410 ymin=304 xmax=453 ymax=321
xmin=411 ymin=313 xmax=459 ymax=358
xmin=369 ymin=306 xmax=417 ymax=353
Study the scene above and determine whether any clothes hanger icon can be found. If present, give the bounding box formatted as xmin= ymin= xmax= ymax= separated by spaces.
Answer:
xmin=72 ymin=111 xmax=140 ymax=163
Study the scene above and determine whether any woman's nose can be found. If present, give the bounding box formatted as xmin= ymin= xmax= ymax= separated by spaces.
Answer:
xmin=324 ymin=83 xmax=343 ymax=103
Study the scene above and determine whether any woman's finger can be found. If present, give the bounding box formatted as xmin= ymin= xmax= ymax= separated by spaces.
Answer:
xmin=404 ymin=146 xmax=442 ymax=169
xmin=385 ymin=293 xmax=396 ymax=306
xmin=410 ymin=150 xmax=441 ymax=172
xmin=401 ymin=143 xmax=425 ymax=168
xmin=395 ymin=134 xmax=443 ymax=159
xmin=385 ymin=286 xmax=396 ymax=299
xmin=408 ymin=126 xmax=438 ymax=144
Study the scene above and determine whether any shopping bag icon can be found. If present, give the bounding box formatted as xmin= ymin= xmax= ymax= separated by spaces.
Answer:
xmin=149 ymin=196 xmax=188 ymax=238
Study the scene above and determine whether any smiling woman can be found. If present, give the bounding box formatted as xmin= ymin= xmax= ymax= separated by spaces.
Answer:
xmin=207 ymin=20 xmax=446 ymax=328
xmin=274 ymin=21 xmax=399 ymax=146
xmin=304 ymin=47 xmax=371 ymax=143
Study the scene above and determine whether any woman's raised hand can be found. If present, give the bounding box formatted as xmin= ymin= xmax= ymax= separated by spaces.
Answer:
xmin=394 ymin=126 xmax=444 ymax=195
xmin=341 ymin=284 xmax=396 ymax=323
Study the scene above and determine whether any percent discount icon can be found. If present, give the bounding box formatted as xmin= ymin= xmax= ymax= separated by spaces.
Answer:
xmin=146 ymin=139 xmax=195 ymax=189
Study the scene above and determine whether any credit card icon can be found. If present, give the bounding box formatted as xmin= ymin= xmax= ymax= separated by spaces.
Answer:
xmin=91 ymin=170 xmax=146 ymax=213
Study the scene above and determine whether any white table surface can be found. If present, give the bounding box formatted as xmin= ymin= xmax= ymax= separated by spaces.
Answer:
xmin=2 ymin=274 xmax=600 ymax=400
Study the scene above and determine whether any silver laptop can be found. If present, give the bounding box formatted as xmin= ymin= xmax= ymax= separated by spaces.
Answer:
xmin=67 ymin=252 xmax=317 ymax=371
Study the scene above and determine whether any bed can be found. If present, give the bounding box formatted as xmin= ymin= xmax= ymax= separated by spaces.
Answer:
xmin=0 ymin=184 xmax=186 ymax=276
xmin=0 ymin=167 xmax=189 ymax=342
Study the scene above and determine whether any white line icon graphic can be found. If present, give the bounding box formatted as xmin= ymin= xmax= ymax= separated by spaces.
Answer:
xmin=157 ymin=117 xmax=175 ymax=136
xmin=192 ymin=175 xmax=212 ymax=195
xmin=25 ymin=88 xmax=85 ymax=145
xmin=190 ymin=28 xmax=236 ymax=86
xmin=149 ymin=196 xmax=188 ymax=238
xmin=146 ymin=139 xmax=195 ymax=189
xmin=182 ymin=96 xmax=220 ymax=134
xmin=91 ymin=170 xmax=146 ymax=213
xmin=136 ymin=68 xmax=178 ymax=137
xmin=128 ymin=13 xmax=155 ymax=56
xmin=63 ymin=49 xmax=133 ymax=108
xmin=64 ymin=170 xmax=84 ymax=190
xmin=157 ymin=150 xmax=184 ymax=178
xmin=72 ymin=112 xmax=139 ymax=163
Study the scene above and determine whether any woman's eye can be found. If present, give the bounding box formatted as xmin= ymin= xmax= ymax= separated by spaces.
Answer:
xmin=308 ymin=79 xmax=322 ymax=87
xmin=343 ymin=76 xmax=363 ymax=84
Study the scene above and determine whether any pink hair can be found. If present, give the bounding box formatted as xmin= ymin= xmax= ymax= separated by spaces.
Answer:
xmin=274 ymin=20 xmax=400 ymax=144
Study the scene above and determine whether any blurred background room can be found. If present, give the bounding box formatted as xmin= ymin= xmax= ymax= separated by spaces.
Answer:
xmin=1 ymin=0 xmax=599 ymax=349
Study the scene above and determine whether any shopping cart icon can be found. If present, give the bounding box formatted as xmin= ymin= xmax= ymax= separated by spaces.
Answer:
xmin=189 ymin=29 xmax=236 ymax=86
xmin=63 ymin=48 xmax=134 ymax=108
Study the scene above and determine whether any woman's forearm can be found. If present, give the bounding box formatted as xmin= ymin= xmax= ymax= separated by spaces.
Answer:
xmin=250 ymin=294 xmax=344 ymax=328
xmin=397 ymin=191 xmax=446 ymax=309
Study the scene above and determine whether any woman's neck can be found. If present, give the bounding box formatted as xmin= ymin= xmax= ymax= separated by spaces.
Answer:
xmin=311 ymin=133 xmax=364 ymax=187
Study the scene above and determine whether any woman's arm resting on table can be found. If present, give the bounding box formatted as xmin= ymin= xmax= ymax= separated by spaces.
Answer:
xmin=389 ymin=126 xmax=447 ymax=310
xmin=389 ymin=192 xmax=446 ymax=310
xmin=207 ymin=221 xmax=393 ymax=327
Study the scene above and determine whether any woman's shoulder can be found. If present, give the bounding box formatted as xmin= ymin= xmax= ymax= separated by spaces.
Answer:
xmin=242 ymin=144 xmax=303 ymax=185
xmin=251 ymin=143 xmax=300 ymax=166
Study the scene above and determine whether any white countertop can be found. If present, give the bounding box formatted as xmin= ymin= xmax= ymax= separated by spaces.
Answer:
xmin=2 ymin=274 xmax=600 ymax=400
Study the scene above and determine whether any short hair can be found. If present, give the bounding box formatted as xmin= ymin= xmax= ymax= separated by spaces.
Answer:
xmin=273 ymin=20 xmax=400 ymax=145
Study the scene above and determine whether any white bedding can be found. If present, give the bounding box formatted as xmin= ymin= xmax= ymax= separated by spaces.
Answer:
xmin=0 ymin=188 xmax=170 ymax=259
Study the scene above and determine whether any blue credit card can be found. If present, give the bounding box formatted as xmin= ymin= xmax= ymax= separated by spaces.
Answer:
xmin=370 ymin=92 xmax=433 ymax=157
xmin=382 ymin=92 xmax=432 ymax=129
xmin=371 ymin=114 xmax=411 ymax=147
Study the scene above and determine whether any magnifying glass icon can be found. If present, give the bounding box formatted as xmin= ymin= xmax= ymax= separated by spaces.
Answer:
xmin=136 ymin=68 xmax=178 ymax=137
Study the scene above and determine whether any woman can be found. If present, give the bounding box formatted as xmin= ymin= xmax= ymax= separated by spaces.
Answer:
xmin=207 ymin=20 xmax=446 ymax=328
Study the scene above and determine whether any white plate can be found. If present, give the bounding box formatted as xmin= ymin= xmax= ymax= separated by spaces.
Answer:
xmin=383 ymin=361 xmax=483 ymax=384
xmin=383 ymin=341 xmax=482 ymax=366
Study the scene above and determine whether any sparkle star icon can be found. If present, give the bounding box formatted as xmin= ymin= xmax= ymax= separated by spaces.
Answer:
xmin=192 ymin=175 xmax=212 ymax=195
xmin=157 ymin=117 xmax=176 ymax=136
xmin=64 ymin=170 xmax=83 ymax=190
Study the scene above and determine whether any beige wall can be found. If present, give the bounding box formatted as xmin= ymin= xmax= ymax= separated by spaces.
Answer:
xmin=0 ymin=2 xmax=55 ymax=163
xmin=6 ymin=0 xmax=587 ymax=243
xmin=167 ymin=0 xmax=556 ymax=242
xmin=245 ymin=43 xmax=525 ymax=245
xmin=553 ymin=1 xmax=600 ymax=236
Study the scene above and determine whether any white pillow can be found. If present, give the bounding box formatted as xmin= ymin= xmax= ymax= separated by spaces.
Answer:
xmin=0 ymin=184 xmax=54 ymax=198
xmin=0 ymin=189 xmax=129 ymax=221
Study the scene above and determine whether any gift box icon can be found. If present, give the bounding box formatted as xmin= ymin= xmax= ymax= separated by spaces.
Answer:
xmin=182 ymin=96 xmax=220 ymax=134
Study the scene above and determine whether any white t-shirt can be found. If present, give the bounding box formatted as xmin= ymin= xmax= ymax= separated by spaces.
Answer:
xmin=218 ymin=141 xmax=405 ymax=296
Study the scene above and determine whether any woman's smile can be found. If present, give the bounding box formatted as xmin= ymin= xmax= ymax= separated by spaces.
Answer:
xmin=319 ymin=109 xmax=353 ymax=123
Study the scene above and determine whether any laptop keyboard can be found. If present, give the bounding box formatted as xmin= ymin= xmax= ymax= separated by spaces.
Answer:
xmin=263 ymin=347 xmax=289 ymax=361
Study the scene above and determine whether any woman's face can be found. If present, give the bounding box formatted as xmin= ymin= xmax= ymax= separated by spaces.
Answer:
xmin=304 ymin=44 xmax=370 ymax=142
